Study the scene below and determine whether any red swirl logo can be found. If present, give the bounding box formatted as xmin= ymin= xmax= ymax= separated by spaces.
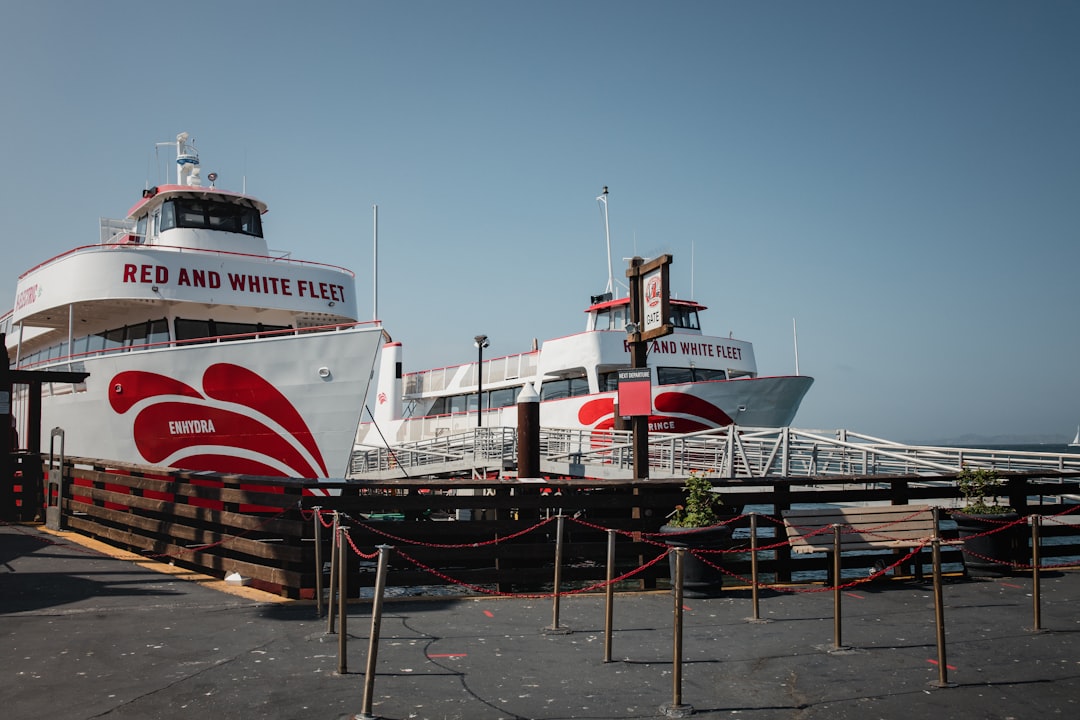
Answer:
xmin=109 ymin=364 xmax=328 ymax=478
xmin=576 ymin=392 xmax=734 ymax=432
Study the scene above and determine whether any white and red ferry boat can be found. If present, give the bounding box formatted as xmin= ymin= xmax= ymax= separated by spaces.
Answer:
xmin=2 ymin=133 xmax=384 ymax=478
xmin=359 ymin=208 xmax=813 ymax=450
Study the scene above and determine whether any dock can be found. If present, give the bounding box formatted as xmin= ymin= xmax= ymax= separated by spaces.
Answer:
xmin=3 ymin=521 xmax=1079 ymax=719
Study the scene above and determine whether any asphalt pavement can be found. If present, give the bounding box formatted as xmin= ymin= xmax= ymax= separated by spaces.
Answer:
xmin=2 ymin=522 xmax=1078 ymax=720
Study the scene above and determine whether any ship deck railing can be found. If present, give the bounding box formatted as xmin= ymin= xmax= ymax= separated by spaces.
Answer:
xmin=12 ymin=321 xmax=378 ymax=379
xmin=349 ymin=425 xmax=1080 ymax=482
xmin=19 ymin=238 xmax=353 ymax=283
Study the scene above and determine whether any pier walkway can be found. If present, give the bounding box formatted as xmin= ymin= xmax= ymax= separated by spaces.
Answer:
xmin=4 ymin=521 xmax=1078 ymax=719
xmin=350 ymin=425 xmax=1080 ymax=482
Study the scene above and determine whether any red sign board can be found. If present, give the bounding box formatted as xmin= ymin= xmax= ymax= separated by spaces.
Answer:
xmin=617 ymin=368 xmax=652 ymax=416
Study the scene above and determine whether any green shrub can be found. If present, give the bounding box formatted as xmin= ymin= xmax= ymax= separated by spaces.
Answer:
xmin=957 ymin=467 xmax=1010 ymax=515
xmin=667 ymin=472 xmax=724 ymax=527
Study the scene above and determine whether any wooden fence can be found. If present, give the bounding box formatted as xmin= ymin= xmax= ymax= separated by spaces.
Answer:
xmin=38 ymin=456 xmax=1080 ymax=598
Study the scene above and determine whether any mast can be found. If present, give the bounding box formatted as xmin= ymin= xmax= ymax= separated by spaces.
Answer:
xmin=793 ymin=318 xmax=801 ymax=376
xmin=373 ymin=204 xmax=378 ymax=322
xmin=174 ymin=132 xmax=200 ymax=186
xmin=597 ymin=186 xmax=613 ymax=296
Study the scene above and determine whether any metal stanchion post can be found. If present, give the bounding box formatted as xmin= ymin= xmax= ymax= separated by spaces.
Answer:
xmin=357 ymin=545 xmax=392 ymax=720
xmin=831 ymin=524 xmax=847 ymax=651
xmin=661 ymin=547 xmax=693 ymax=718
xmin=604 ymin=529 xmax=615 ymax=663
xmin=337 ymin=525 xmax=349 ymax=675
xmin=545 ymin=514 xmax=570 ymax=634
xmin=313 ymin=506 xmax=323 ymax=617
xmin=930 ymin=508 xmax=955 ymax=688
xmin=1031 ymin=515 xmax=1043 ymax=632
xmin=748 ymin=513 xmax=768 ymax=623
xmin=327 ymin=511 xmax=340 ymax=634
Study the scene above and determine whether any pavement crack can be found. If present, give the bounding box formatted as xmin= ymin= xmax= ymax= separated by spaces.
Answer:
xmin=785 ymin=670 xmax=811 ymax=717
xmin=84 ymin=638 xmax=278 ymax=718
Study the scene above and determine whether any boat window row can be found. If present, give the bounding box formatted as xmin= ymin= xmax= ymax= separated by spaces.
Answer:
xmin=593 ymin=305 xmax=701 ymax=331
xmin=670 ymin=305 xmax=700 ymax=330
xmin=158 ymin=198 xmax=263 ymax=238
xmin=599 ymin=367 xmax=740 ymax=389
xmin=656 ymin=367 xmax=728 ymax=384
xmin=426 ymin=386 xmax=522 ymax=416
xmin=15 ymin=317 xmax=294 ymax=366
xmin=594 ymin=306 xmax=630 ymax=331
xmin=17 ymin=319 xmax=171 ymax=367
xmin=539 ymin=373 xmax=590 ymax=401
xmin=175 ymin=318 xmax=292 ymax=344
xmin=424 ymin=373 xmax=593 ymax=417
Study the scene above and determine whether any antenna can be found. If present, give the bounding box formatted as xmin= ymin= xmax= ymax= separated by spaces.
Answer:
xmin=691 ymin=240 xmax=695 ymax=299
xmin=596 ymin=186 xmax=613 ymax=296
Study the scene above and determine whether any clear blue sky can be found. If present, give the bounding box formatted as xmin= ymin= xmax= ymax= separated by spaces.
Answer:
xmin=2 ymin=1 xmax=1077 ymax=444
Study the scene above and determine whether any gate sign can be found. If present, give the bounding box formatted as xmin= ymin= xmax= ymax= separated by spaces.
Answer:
xmin=636 ymin=254 xmax=672 ymax=341
xmin=617 ymin=368 xmax=652 ymax=416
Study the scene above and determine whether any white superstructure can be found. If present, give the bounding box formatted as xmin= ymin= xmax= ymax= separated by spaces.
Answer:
xmin=359 ymin=291 xmax=813 ymax=448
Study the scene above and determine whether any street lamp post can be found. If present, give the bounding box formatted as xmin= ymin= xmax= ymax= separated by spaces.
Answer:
xmin=474 ymin=334 xmax=489 ymax=427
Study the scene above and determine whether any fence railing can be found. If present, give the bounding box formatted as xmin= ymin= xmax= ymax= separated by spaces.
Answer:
xmin=29 ymin=456 xmax=1080 ymax=598
xmin=351 ymin=425 xmax=1080 ymax=481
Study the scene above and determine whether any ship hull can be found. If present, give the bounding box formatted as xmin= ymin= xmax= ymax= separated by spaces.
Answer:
xmin=35 ymin=326 xmax=383 ymax=478
xmin=357 ymin=375 xmax=813 ymax=447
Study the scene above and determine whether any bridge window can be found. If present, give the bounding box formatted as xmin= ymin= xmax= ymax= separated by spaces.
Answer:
xmin=594 ymin=306 xmax=629 ymax=331
xmin=160 ymin=198 xmax=263 ymax=238
xmin=670 ymin=306 xmax=700 ymax=330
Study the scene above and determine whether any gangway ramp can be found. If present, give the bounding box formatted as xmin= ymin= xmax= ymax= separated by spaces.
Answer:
xmin=349 ymin=426 xmax=1080 ymax=482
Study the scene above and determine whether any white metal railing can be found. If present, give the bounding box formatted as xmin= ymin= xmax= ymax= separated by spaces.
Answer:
xmin=100 ymin=217 xmax=139 ymax=244
xmin=349 ymin=425 xmax=1080 ymax=481
xmin=403 ymin=352 xmax=539 ymax=396
xmin=351 ymin=428 xmax=516 ymax=477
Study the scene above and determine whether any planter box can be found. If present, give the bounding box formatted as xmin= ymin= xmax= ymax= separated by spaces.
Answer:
xmin=660 ymin=524 xmax=734 ymax=598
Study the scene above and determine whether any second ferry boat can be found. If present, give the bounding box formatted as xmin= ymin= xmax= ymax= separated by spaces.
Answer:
xmin=358 ymin=193 xmax=812 ymax=450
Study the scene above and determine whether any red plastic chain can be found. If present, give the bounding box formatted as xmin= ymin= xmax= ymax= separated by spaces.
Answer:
xmin=391 ymin=548 xmax=548 ymax=598
xmin=567 ymin=515 xmax=639 ymax=540
xmin=353 ymin=515 xmax=555 ymax=548
xmin=691 ymin=542 xmax=928 ymax=594
xmin=391 ymin=546 xmax=671 ymax=599
xmin=342 ymin=528 xmax=380 ymax=560
xmin=1043 ymin=503 xmax=1080 ymax=524
xmin=953 ymin=514 xmax=1028 ymax=541
xmin=639 ymin=514 xmax=744 ymax=539
xmin=316 ymin=508 xmax=337 ymax=529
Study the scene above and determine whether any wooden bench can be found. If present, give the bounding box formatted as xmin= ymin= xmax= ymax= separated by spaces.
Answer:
xmin=782 ymin=504 xmax=938 ymax=580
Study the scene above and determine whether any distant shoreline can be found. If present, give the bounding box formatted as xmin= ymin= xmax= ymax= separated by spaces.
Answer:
xmin=912 ymin=436 xmax=1077 ymax=448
